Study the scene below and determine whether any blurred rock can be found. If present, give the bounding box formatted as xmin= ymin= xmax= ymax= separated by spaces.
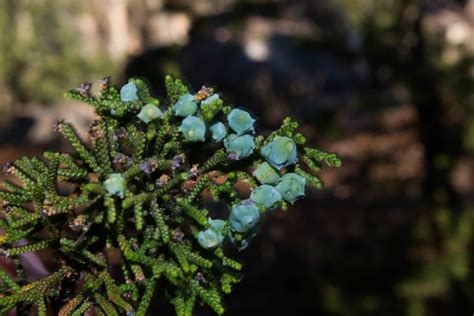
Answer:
xmin=0 ymin=102 xmax=95 ymax=145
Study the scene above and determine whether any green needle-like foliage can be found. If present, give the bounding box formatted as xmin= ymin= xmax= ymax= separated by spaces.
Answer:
xmin=0 ymin=76 xmax=341 ymax=315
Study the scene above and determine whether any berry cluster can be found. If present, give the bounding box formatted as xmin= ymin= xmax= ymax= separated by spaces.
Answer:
xmin=0 ymin=76 xmax=341 ymax=315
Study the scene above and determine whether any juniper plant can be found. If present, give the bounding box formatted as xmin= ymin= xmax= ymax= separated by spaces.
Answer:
xmin=0 ymin=76 xmax=341 ymax=315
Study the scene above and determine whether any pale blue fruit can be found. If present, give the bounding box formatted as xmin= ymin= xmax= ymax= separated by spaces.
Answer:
xmin=104 ymin=173 xmax=126 ymax=199
xmin=198 ymin=229 xmax=220 ymax=249
xmin=210 ymin=122 xmax=227 ymax=142
xmin=120 ymin=82 xmax=139 ymax=102
xmin=200 ymin=94 xmax=220 ymax=107
xmin=179 ymin=116 xmax=206 ymax=142
xmin=275 ymin=173 xmax=306 ymax=204
xmin=174 ymin=93 xmax=197 ymax=117
xmin=227 ymin=109 xmax=255 ymax=135
xmin=252 ymin=162 xmax=280 ymax=184
xmin=229 ymin=203 xmax=260 ymax=233
xmin=137 ymin=104 xmax=162 ymax=123
xmin=250 ymin=185 xmax=282 ymax=209
xmin=224 ymin=134 xmax=255 ymax=159
xmin=261 ymin=136 xmax=297 ymax=170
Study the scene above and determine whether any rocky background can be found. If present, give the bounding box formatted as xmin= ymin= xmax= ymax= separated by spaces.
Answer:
xmin=0 ymin=0 xmax=473 ymax=315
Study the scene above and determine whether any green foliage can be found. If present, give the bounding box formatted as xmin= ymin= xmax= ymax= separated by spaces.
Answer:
xmin=0 ymin=76 xmax=341 ymax=315
xmin=0 ymin=0 xmax=114 ymax=111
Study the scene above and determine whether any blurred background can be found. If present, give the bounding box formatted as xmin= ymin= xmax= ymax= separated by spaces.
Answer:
xmin=0 ymin=0 xmax=473 ymax=315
